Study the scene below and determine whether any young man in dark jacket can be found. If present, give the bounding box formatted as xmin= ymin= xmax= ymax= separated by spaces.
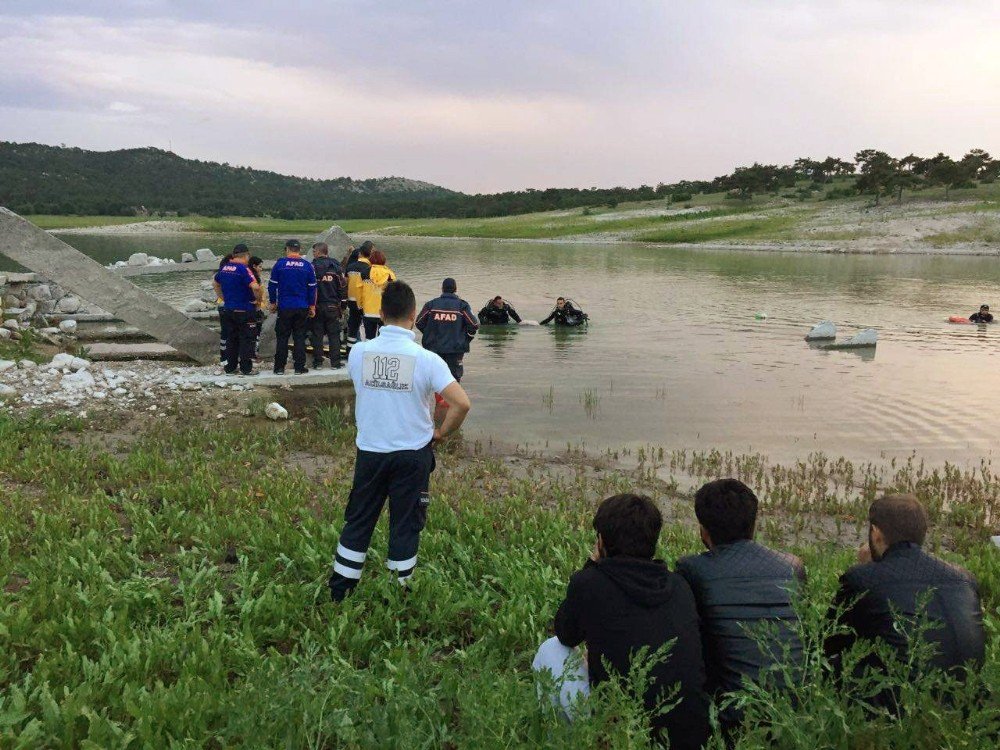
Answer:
xmin=540 ymin=296 xmax=588 ymax=326
xmin=310 ymin=242 xmax=347 ymax=369
xmin=825 ymin=494 xmax=986 ymax=709
xmin=345 ymin=242 xmax=373 ymax=349
xmin=415 ymin=278 xmax=479 ymax=382
xmin=268 ymin=239 xmax=317 ymax=374
xmin=535 ymin=493 xmax=710 ymax=750
xmin=676 ymin=479 xmax=805 ymax=730
xmin=478 ymin=296 xmax=522 ymax=325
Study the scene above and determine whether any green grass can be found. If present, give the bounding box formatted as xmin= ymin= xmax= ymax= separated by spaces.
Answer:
xmin=0 ymin=409 xmax=997 ymax=748
xmin=926 ymin=218 xmax=1000 ymax=247
xmin=640 ymin=215 xmax=799 ymax=244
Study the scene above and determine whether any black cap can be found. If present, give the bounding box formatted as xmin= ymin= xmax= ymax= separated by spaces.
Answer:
xmin=232 ymin=243 xmax=249 ymax=255
xmin=442 ymin=277 xmax=457 ymax=293
xmin=981 ymin=304 xmax=990 ymax=310
xmin=285 ymin=239 xmax=301 ymax=249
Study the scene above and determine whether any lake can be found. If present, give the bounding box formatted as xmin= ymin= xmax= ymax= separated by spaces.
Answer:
xmin=47 ymin=231 xmax=1000 ymax=467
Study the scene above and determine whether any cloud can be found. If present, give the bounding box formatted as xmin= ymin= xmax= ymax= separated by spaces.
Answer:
xmin=0 ymin=3 xmax=998 ymax=192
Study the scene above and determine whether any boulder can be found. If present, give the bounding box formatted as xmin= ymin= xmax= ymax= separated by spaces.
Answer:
xmin=0 ymin=384 xmax=16 ymax=398
xmin=61 ymin=369 xmax=96 ymax=390
xmin=59 ymin=320 xmax=78 ymax=334
xmin=195 ymin=248 xmax=217 ymax=262
xmin=265 ymin=402 xmax=289 ymax=421
xmin=181 ymin=252 xmax=195 ymax=263
xmin=57 ymin=296 xmax=82 ymax=313
xmin=2 ymin=319 xmax=19 ymax=331
xmin=28 ymin=284 xmax=51 ymax=301
xmin=69 ymin=356 xmax=91 ymax=371
xmin=50 ymin=352 xmax=75 ymax=369
xmin=18 ymin=359 xmax=36 ymax=370
xmin=127 ymin=253 xmax=150 ymax=267
xmin=805 ymin=321 xmax=837 ymax=341
xmin=0 ymin=328 xmax=11 ymax=340
xmin=0 ymin=359 xmax=16 ymax=373
xmin=184 ymin=299 xmax=215 ymax=313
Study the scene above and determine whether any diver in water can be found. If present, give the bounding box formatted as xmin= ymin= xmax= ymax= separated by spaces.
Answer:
xmin=540 ymin=297 xmax=588 ymax=327
xmin=478 ymin=296 xmax=522 ymax=325
xmin=969 ymin=304 xmax=994 ymax=324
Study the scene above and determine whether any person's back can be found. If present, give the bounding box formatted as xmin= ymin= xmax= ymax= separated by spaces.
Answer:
xmin=360 ymin=252 xmax=396 ymax=338
xmin=313 ymin=254 xmax=346 ymax=306
xmin=346 ymin=252 xmax=372 ymax=305
xmin=416 ymin=280 xmax=479 ymax=356
xmin=675 ymin=479 xmax=805 ymax=728
xmin=825 ymin=494 xmax=985 ymax=706
xmin=551 ymin=494 xmax=709 ymax=750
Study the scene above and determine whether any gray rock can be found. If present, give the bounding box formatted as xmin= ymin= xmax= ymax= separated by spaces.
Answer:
xmin=2 ymin=319 xmax=19 ymax=331
xmin=59 ymin=320 xmax=78 ymax=334
xmin=28 ymin=284 xmax=51 ymax=301
xmin=265 ymin=402 xmax=289 ymax=420
xmin=57 ymin=296 xmax=82 ymax=313
xmin=37 ymin=300 xmax=57 ymax=314
xmin=0 ymin=328 xmax=11 ymax=340
xmin=181 ymin=252 xmax=195 ymax=263
xmin=0 ymin=384 xmax=16 ymax=397
xmin=61 ymin=369 xmax=95 ymax=390
xmin=18 ymin=359 xmax=36 ymax=370
xmin=50 ymin=352 xmax=75 ymax=369
xmin=127 ymin=253 xmax=150 ymax=267
xmin=0 ymin=359 xmax=16 ymax=373
xmin=805 ymin=321 xmax=837 ymax=341
xmin=195 ymin=248 xmax=217 ymax=262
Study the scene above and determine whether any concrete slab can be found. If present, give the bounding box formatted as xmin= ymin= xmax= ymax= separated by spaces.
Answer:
xmin=0 ymin=209 xmax=220 ymax=364
xmin=87 ymin=342 xmax=190 ymax=361
xmin=187 ymin=368 xmax=352 ymax=388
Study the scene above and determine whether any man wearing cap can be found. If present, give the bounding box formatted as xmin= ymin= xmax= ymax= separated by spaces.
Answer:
xmin=415 ymin=278 xmax=479 ymax=382
xmin=268 ymin=239 xmax=318 ymax=375
xmin=311 ymin=242 xmax=347 ymax=369
xmin=969 ymin=304 xmax=994 ymax=324
xmin=212 ymin=244 xmax=261 ymax=376
xmin=328 ymin=280 xmax=472 ymax=601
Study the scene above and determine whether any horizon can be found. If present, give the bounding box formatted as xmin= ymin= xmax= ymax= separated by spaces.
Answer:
xmin=2 ymin=2 xmax=999 ymax=193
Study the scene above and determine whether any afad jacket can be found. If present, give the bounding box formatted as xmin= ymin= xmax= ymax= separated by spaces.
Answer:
xmin=416 ymin=293 xmax=479 ymax=354
xmin=360 ymin=263 xmax=397 ymax=319
xmin=346 ymin=256 xmax=371 ymax=303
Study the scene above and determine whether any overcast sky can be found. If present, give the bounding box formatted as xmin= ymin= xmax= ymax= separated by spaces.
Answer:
xmin=1 ymin=1 xmax=998 ymax=192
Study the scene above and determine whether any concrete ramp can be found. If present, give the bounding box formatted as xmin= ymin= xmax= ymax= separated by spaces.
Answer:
xmin=0 ymin=208 xmax=220 ymax=364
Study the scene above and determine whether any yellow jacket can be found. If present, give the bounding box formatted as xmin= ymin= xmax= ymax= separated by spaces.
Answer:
xmin=361 ymin=264 xmax=397 ymax=318
xmin=346 ymin=256 xmax=371 ymax=303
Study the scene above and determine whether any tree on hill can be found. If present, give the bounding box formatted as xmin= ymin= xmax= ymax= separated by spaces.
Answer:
xmin=854 ymin=150 xmax=901 ymax=206
xmin=925 ymin=154 xmax=976 ymax=197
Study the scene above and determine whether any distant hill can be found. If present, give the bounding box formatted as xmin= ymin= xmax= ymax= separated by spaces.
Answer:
xmin=0 ymin=142 xmax=457 ymax=219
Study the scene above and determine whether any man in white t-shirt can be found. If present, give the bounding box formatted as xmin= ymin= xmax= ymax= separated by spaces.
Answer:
xmin=329 ymin=280 xmax=472 ymax=601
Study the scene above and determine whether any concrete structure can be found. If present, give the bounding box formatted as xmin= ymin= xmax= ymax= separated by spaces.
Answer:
xmin=0 ymin=208 xmax=220 ymax=364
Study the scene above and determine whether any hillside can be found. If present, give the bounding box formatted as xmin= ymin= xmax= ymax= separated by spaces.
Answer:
xmin=0 ymin=142 xmax=456 ymax=219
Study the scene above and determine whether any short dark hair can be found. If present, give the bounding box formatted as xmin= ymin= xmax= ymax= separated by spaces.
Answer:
xmin=312 ymin=242 xmax=329 ymax=255
xmin=694 ymin=479 xmax=758 ymax=545
xmin=284 ymin=239 xmax=301 ymax=250
xmin=249 ymin=256 xmax=263 ymax=267
xmin=358 ymin=240 xmax=374 ymax=257
xmin=593 ymin=493 xmax=662 ymax=558
xmin=557 ymin=296 xmax=566 ymax=302
xmin=869 ymin=494 xmax=928 ymax=546
xmin=493 ymin=295 xmax=503 ymax=302
xmin=381 ymin=280 xmax=416 ymax=321
xmin=442 ymin=277 xmax=457 ymax=293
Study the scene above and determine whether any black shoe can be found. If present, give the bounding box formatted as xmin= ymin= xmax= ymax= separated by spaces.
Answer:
xmin=312 ymin=360 xmax=324 ymax=369
xmin=330 ymin=361 xmax=343 ymax=369
xmin=272 ymin=368 xmax=284 ymax=375
xmin=294 ymin=367 xmax=310 ymax=375
xmin=224 ymin=367 xmax=237 ymax=375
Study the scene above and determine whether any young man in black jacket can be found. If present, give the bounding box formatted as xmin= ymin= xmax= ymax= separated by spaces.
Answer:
xmin=535 ymin=493 xmax=710 ymax=750
xmin=824 ymin=494 xmax=986 ymax=709
xmin=310 ymin=242 xmax=347 ymax=369
xmin=415 ymin=278 xmax=479 ymax=382
xmin=478 ymin=295 xmax=522 ymax=325
xmin=676 ymin=479 xmax=805 ymax=731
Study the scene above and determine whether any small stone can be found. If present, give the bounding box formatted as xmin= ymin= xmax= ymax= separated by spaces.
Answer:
xmin=0 ymin=360 xmax=16 ymax=373
xmin=56 ymin=296 xmax=81 ymax=314
xmin=28 ymin=284 xmax=52 ymax=301
xmin=50 ymin=353 xmax=75 ymax=369
xmin=69 ymin=357 xmax=90 ymax=371
xmin=0 ymin=328 xmax=11 ymax=341
xmin=2 ymin=319 xmax=20 ymax=332
xmin=59 ymin=320 xmax=78 ymax=334
xmin=0 ymin=384 xmax=16 ymax=397
xmin=127 ymin=253 xmax=150 ymax=267
xmin=18 ymin=360 xmax=36 ymax=370
xmin=179 ymin=382 xmax=202 ymax=391
xmin=181 ymin=252 xmax=195 ymax=263
xmin=265 ymin=402 xmax=289 ymax=421
xmin=61 ymin=369 xmax=95 ymax=390
xmin=41 ymin=327 xmax=60 ymax=335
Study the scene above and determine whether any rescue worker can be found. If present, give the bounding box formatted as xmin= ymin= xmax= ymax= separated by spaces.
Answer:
xmin=360 ymin=249 xmax=396 ymax=341
xmin=268 ymin=239 xmax=317 ymax=375
xmin=212 ymin=244 xmax=261 ymax=376
xmin=416 ymin=278 xmax=479 ymax=382
xmin=345 ymin=241 xmax=373 ymax=348
xmin=969 ymin=304 xmax=994 ymax=324
xmin=540 ymin=296 xmax=588 ymax=327
xmin=249 ymin=256 xmax=265 ymax=360
xmin=216 ymin=251 xmax=236 ymax=362
xmin=478 ymin=295 xmax=522 ymax=325
xmin=311 ymin=242 xmax=347 ymax=369
xmin=329 ymin=280 xmax=472 ymax=602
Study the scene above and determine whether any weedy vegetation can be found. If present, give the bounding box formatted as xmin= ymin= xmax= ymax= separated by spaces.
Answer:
xmin=0 ymin=407 xmax=997 ymax=748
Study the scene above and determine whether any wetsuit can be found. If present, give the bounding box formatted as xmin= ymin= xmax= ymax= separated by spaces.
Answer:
xmin=540 ymin=302 xmax=588 ymax=327
xmin=345 ymin=255 xmax=371 ymax=346
xmin=311 ymin=256 xmax=347 ymax=368
xmin=969 ymin=311 xmax=994 ymax=323
xmin=416 ymin=292 xmax=479 ymax=381
xmin=268 ymin=254 xmax=317 ymax=373
xmin=478 ymin=301 xmax=522 ymax=325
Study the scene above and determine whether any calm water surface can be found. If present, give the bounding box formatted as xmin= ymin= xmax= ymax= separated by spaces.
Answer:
xmin=50 ymin=231 xmax=1000 ymax=466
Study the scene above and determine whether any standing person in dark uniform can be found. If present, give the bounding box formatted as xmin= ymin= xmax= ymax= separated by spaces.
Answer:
xmin=478 ymin=295 xmax=522 ymax=325
xmin=328 ymin=281 xmax=472 ymax=602
xmin=345 ymin=241 xmax=373 ymax=349
xmin=540 ymin=296 xmax=588 ymax=327
xmin=311 ymin=242 xmax=347 ymax=369
xmin=212 ymin=245 xmax=261 ymax=376
xmin=268 ymin=239 xmax=317 ymax=375
xmin=216 ymin=251 xmax=236 ymax=362
xmin=416 ymin=278 xmax=479 ymax=382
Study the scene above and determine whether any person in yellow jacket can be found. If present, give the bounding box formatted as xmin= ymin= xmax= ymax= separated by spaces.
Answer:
xmin=360 ymin=249 xmax=396 ymax=340
xmin=344 ymin=241 xmax=373 ymax=349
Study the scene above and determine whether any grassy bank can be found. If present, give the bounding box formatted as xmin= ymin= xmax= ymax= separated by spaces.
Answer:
xmin=1 ymin=407 xmax=997 ymax=748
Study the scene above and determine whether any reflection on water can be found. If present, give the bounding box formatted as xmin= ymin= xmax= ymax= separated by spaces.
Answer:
xmin=43 ymin=231 xmax=1000 ymax=466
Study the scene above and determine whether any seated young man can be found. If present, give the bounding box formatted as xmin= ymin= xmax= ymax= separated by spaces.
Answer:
xmin=534 ymin=494 xmax=709 ymax=750
xmin=675 ymin=479 xmax=806 ymax=730
xmin=824 ymin=494 xmax=986 ymax=708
